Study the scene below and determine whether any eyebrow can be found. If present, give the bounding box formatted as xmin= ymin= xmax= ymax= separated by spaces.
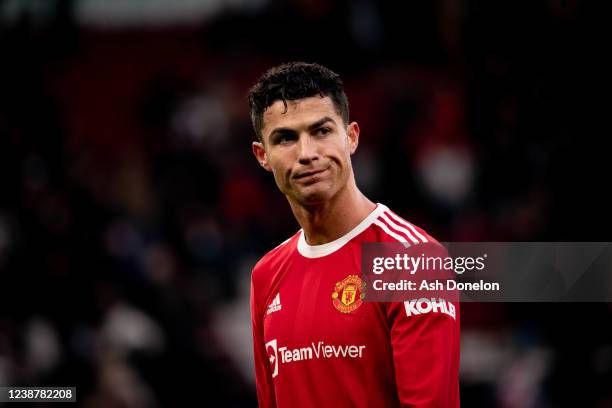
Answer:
xmin=268 ymin=116 xmax=337 ymax=140
xmin=307 ymin=116 xmax=337 ymax=131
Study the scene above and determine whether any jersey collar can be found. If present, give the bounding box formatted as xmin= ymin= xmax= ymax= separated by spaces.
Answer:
xmin=297 ymin=203 xmax=387 ymax=258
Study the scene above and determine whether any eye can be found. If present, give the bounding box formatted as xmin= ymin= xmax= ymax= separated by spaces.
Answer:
xmin=316 ymin=127 xmax=331 ymax=136
xmin=278 ymin=135 xmax=294 ymax=145
xmin=273 ymin=132 xmax=297 ymax=145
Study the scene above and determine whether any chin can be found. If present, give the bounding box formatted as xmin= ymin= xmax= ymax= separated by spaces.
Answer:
xmin=300 ymin=195 xmax=326 ymax=206
xmin=296 ymin=186 xmax=335 ymax=206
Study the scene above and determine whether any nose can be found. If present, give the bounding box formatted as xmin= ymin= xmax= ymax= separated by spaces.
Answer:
xmin=297 ymin=134 xmax=319 ymax=165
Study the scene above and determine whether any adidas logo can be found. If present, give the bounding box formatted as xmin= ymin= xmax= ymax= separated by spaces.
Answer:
xmin=266 ymin=293 xmax=282 ymax=315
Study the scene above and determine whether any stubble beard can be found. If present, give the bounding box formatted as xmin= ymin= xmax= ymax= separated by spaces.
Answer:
xmin=288 ymin=167 xmax=351 ymax=208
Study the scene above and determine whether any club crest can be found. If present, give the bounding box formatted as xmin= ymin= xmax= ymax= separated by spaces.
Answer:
xmin=332 ymin=275 xmax=365 ymax=313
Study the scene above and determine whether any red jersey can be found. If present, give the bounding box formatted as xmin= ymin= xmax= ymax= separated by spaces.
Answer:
xmin=250 ymin=204 xmax=460 ymax=407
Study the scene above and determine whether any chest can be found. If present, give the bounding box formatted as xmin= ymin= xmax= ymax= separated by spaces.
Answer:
xmin=262 ymin=253 xmax=382 ymax=347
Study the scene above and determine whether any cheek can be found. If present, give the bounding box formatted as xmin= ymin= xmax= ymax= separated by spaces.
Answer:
xmin=269 ymin=160 xmax=292 ymax=188
xmin=330 ymin=146 xmax=351 ymax=168
xmin=343 ymin=154 xmax=353 ymax=169
xmin=270 ymin=168 xmax=289 ymax=195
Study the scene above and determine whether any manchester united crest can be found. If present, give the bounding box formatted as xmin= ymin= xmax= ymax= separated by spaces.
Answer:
xmin=332 ymin=275 xmax=365 ymax=313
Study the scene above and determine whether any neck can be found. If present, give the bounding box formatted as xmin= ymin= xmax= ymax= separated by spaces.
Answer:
xmin=288 ymin=178 xmax=376 ymax=246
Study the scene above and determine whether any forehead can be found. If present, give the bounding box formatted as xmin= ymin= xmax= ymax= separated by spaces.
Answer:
xmin=261 ymin=96 xmax=340 ymax=136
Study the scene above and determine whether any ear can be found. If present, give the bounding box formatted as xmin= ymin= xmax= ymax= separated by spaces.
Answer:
xmin=346 ymin=121 xmax=360 ymax=155
xmin=252 ymin=141 xmax=272 ymax=171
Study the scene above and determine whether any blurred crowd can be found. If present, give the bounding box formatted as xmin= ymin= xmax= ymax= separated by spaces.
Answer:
xmin=0 ymin=0 xmax=611 ymax=407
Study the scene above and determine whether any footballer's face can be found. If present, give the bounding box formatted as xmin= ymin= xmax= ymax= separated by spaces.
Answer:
xmin=252 ymin=96 xmax=359 ymax=206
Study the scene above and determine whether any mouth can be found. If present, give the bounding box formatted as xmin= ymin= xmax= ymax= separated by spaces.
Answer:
xmin=293 ymin=168 xmax=328 ymax=180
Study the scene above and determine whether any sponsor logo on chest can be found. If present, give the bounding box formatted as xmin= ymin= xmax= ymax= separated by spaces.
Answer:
xmin=265 ymin=338 xmax=366 ymax=378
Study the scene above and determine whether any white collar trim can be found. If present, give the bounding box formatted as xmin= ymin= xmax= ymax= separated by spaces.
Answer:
xmin=297 ymin=203 xmax=387 ymax=258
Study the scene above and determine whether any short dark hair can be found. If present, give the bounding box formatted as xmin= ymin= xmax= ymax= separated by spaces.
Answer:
xmin=248 ymin=62 xmax=349 ymax=142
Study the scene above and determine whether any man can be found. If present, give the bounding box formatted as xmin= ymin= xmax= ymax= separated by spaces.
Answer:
xmin=249 ymin=62 xmax=460 ymax=407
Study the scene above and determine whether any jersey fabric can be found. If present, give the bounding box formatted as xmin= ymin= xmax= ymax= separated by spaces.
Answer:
xmin=250 ymin=203 xmax=460 ymax=407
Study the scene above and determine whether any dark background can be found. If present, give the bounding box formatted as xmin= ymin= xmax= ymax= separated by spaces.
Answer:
xmin=0 ymin=0 xmax=610 ymax=406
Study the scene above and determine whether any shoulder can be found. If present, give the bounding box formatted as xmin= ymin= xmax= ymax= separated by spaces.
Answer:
xmin=251 ymin=230 xmax=300 ymax=284
xmin=370 ymin=204 xmax=440 ymax=245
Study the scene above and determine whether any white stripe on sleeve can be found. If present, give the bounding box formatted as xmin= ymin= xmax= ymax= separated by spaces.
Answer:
xmin=374 ymin=220 xmax=411 ymax=247
xmin=379 ymin=212 xmax=420 ymax=244
xmin=385 ymin=211 xmax=428 ymax=243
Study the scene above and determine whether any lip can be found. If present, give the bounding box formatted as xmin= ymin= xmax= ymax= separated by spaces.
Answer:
xmin=293 ymin=168 xmax=327 ymax=179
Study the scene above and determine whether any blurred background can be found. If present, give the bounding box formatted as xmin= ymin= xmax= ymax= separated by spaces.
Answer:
xmin=0 ymin=0 xmax=611 ymax=406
